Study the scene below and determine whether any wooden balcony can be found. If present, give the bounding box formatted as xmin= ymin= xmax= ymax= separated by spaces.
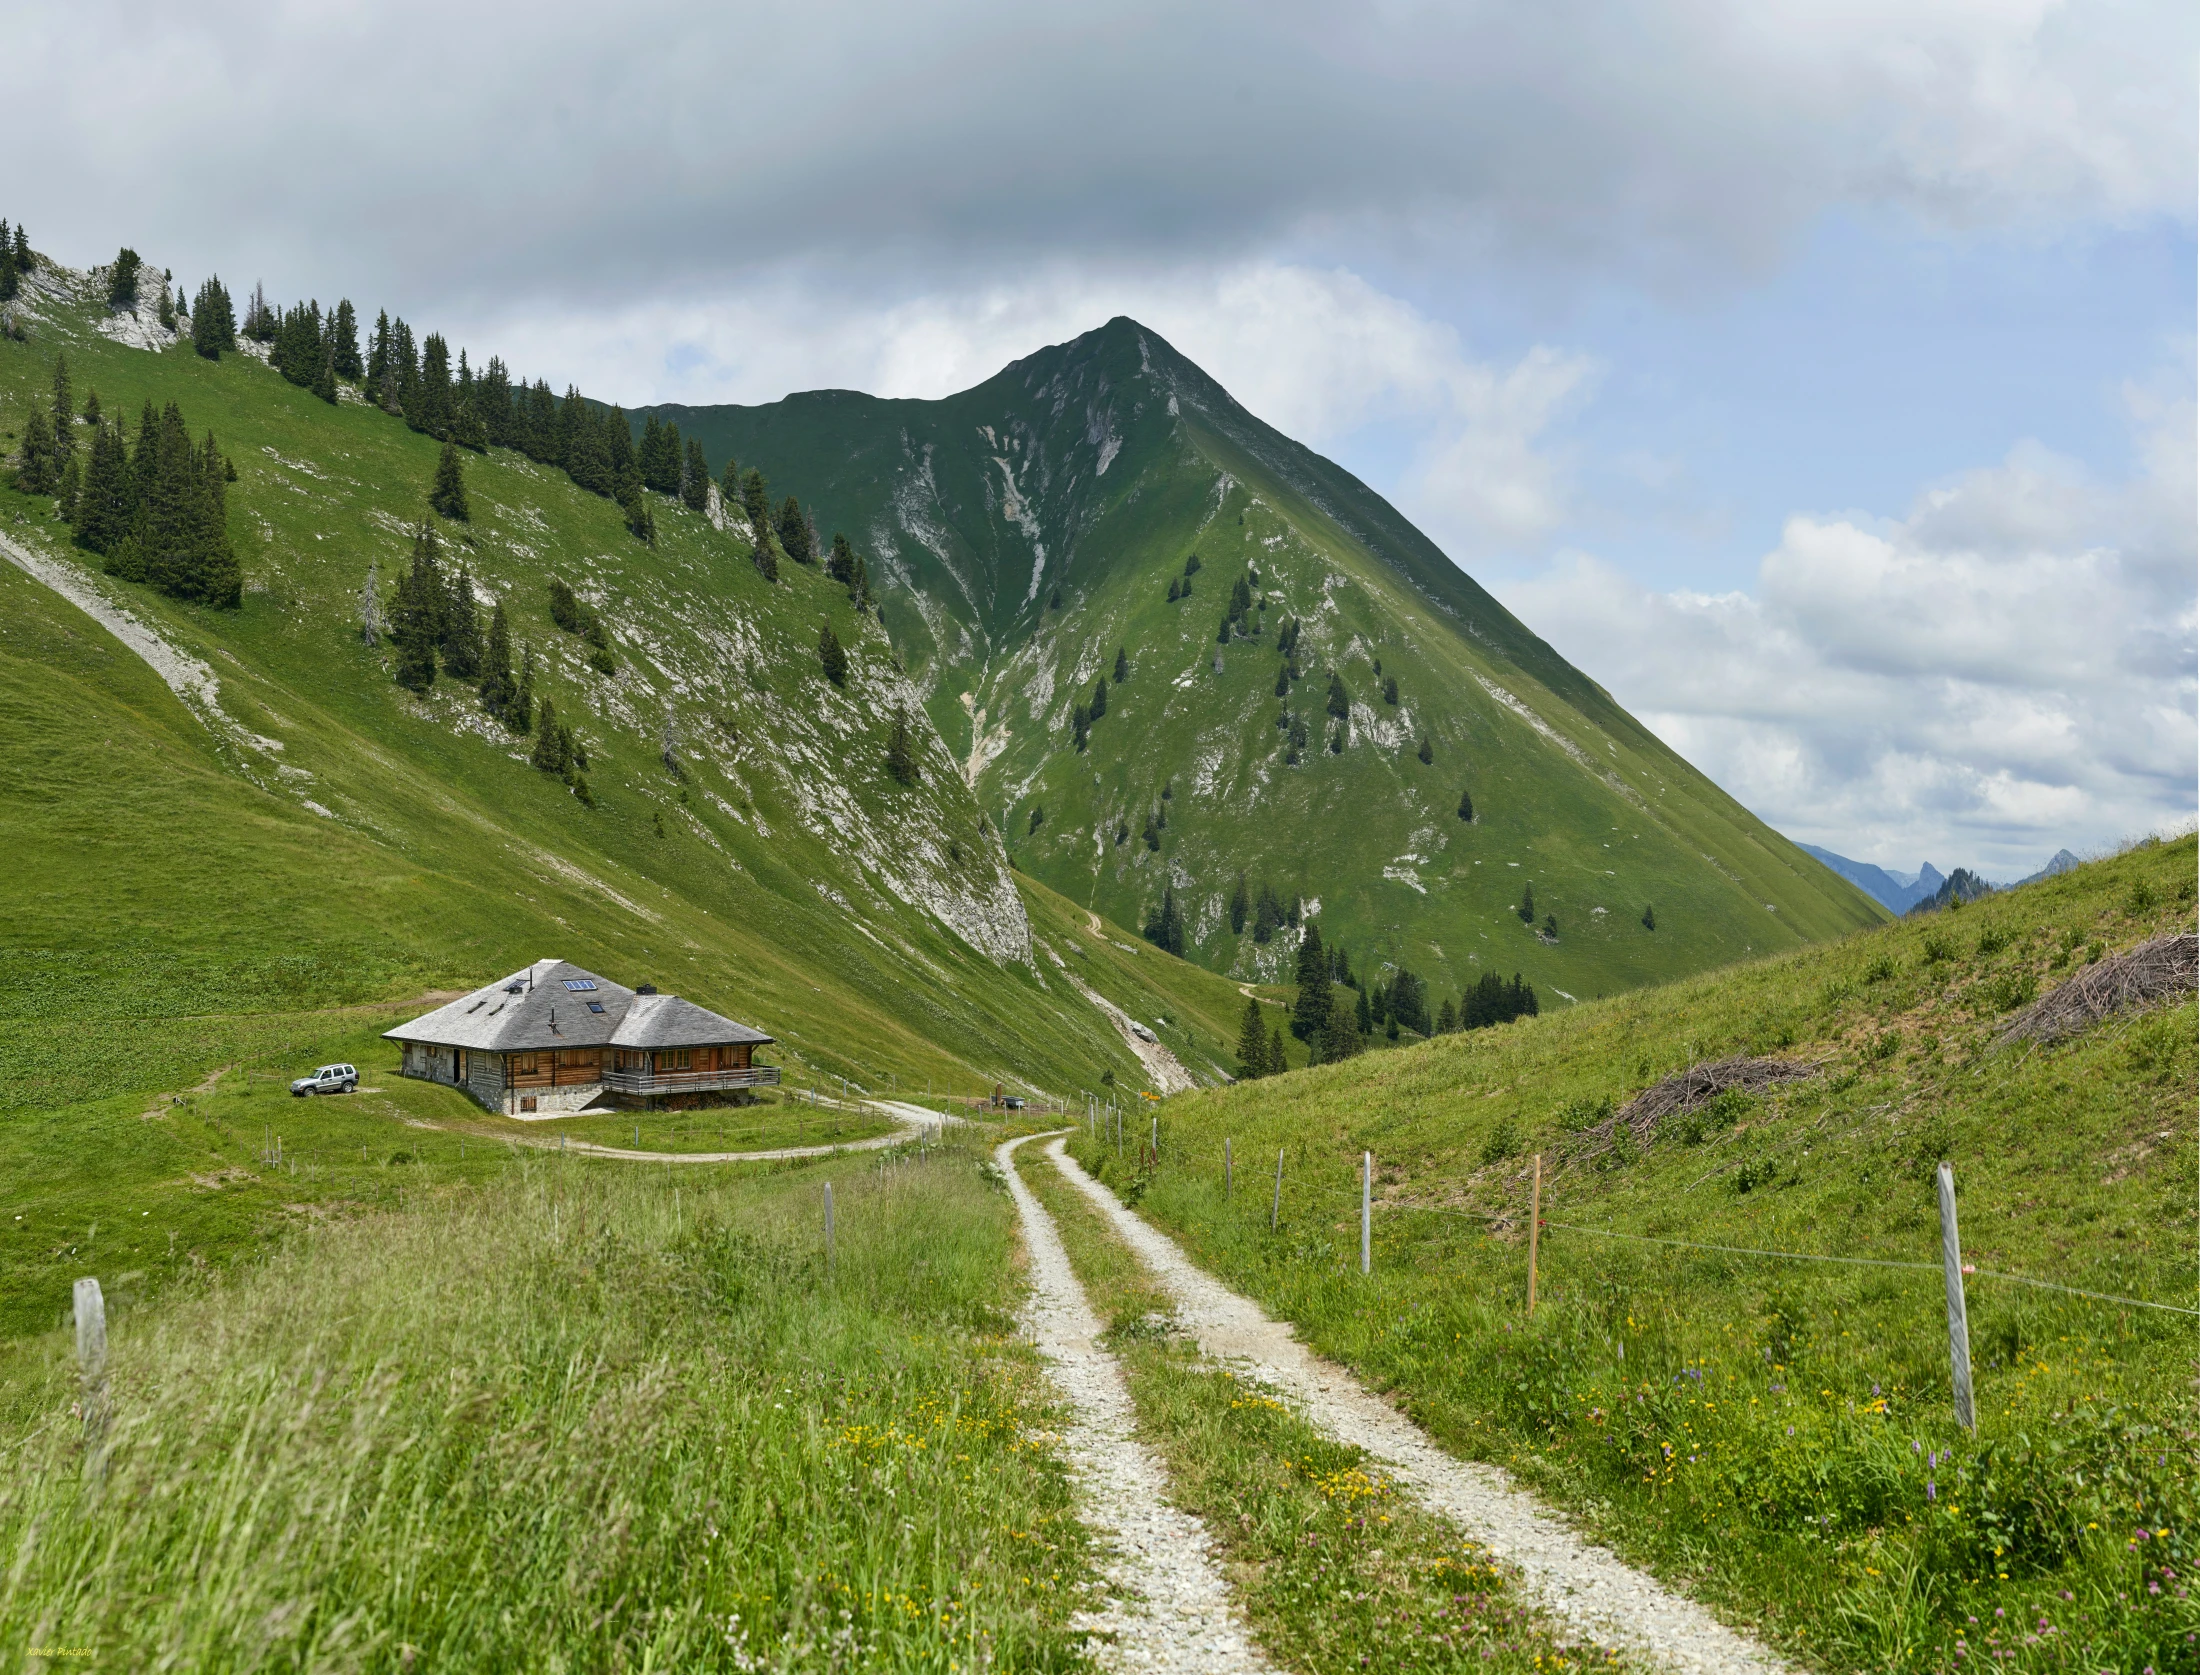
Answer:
xmin=599 ymin=1065 xmax=781 ymax=1097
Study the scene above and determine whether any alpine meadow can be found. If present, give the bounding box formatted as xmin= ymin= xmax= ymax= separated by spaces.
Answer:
xmin=0 ymin=225 xmax=2190 ymax=1675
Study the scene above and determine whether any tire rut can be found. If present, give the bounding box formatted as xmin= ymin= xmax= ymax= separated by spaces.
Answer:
xmin=996 ymin=1134 xmax=1275 ymax=1675
xmin=1043 ymin=1137 xmax=1792 ymax=1675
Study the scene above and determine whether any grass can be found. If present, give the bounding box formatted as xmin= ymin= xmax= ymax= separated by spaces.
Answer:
xmin=0 ymin=1130 xmax=1099 ymax=1671
xmin=1011 ymin=1138 xmax=1630 ymax=1672
xmin=533 ymin=1100 xmax=899 ymax=1154
xmin=1068 ymin=838 xmax=2200 ymax=1673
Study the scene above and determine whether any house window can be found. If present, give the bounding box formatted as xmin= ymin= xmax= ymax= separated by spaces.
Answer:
xmin=656 ymin=1049 xmax=691 ymax=1072
xmin=562 ymin=979 xmax=598 ymax=991
xmin=513 ymin=1053 xmax=538 ymax=1075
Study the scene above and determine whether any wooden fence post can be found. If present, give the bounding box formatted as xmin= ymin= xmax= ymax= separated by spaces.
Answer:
xmin=1225 ymin=1137 xmax=1233 ymax=1199
xmin=1361 ymin=1151 xmax=1372 ymax=1276
xmin=1151 ymin=1115 xmax=1158 ymax=1159
xmin=824 ymin=1182 xmax=836 ymax=1276
xmin=1271 ymin=1147 xmax=1284 ymax=1233
xmin=1937 ymin=1161 xmax=1975 ymax=1431
xmin=1527 ymin=1152 xmax=1542 ymax=1317
xmin=74 ymin=1277 xmax=107 ymax=1482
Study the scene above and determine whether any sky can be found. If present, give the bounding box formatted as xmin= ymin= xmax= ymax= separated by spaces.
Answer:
xmin=8 ymin=0 xmax=2194 ymax=876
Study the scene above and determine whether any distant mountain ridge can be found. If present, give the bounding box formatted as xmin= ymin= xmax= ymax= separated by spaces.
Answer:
xmin=1799 ymin=844 xmax=2081 ymax=915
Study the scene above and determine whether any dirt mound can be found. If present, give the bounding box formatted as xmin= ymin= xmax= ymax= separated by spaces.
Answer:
xmin=1997 ymin=931 xmax=2197 ymax=1046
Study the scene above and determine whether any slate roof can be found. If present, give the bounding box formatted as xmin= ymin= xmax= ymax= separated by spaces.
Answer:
xmin=383 ymin=959 xmax=772 ymax=1054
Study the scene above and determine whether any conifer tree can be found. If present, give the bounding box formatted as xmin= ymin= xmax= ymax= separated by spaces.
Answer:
xmin=1291 ymin=920 xmax=1330 ymax=1041
xmin=605 ymin=406 xmax=639 ymax=502
xmin=827 ymin=531 xmax=856 ymax=588
xmin=1072 ymin=703 xmax=1090 ymax=754
xmin=1326 ymin=671 xmax=1349 ymax=719
xmin=531 ymin=695 xmax=570 ymax=774
xmin=624 ymin=489 xmax=656 ymax=545
xmin=478 ymin=601 xmax=518 ymax=723
xmin=1517 ymin=883 xmax=1535 ymax=923
xmin=1641 ymin=905 xmax=1655 ymax=931
xmin=720 ymin=455 xmax=743 ymax=508
xmin=818 ymin=621 xmax=847 ymax=685
xmin=157 ymin=285 xmax=176 ymax=331
xmin=49 ymin=357 xmax=72 ymax=466
xmin=429 ymin=442 xmax=469 ymax=520
xmin=1029 ymin=805 xmax=1045 ymax=834
xmin=1143 ymin=885 xmax=1186 ymax=956
xmin=359 ymin=558 xmax=384 ymax=647
xmin=1417 ymin=734 xmax=1433 ymax=765
xmin=1114 ymin=647 xmax=1128 ymax=683
xmin=191 ymin=276 xmax=235 ymax=359
xmin=1235 ymin=997 xmax=1269 ymax=1080
xmin=776 ymin=495 xmax=815 ymax=563
xmin=1321 ymin=1002 xmax=1363 ymax=1062
xmin=1382 ymin=674 xmax=1399 ymax=705
xmin=107 ymin=249 xmax=142 ymax=310
xmin=1457 ymin=789 xmax=1474 ymax=822
xmin=886 ymin=706 xmax=918 ymax=786
xmin=1166 ymin=577 xmax=1180 ymax=603
xmin=1229 ymin=871 xmax=1249 ymax=934
xmin=390 ymin=525 xmax=444 ymax=691
xmin=1267 ymin=1027 xmax=1288 ymax=1076
xmin=413 ymin=333 xmax=453 ymax=437
xmin=73 ymin=419 xmax=133 ymax=554
xmin=441 ymin=563 xmax=483 ymax=679
xmin=1436 ymin=997 xmax=1457 ymax=1034
xmin=242 ymin=282 xmax=275 ymax=342
xmin=681 ymin=438 xmax=709 ymax=512
xmin=366 ymin=310 xmax=392 ymax=390
xmin=56 ymin=453 xmax=80 ymax=523
xmin=16 ymin=401 xmax=56 ymax=494
xmin=330 ymin=300 xmax=361 ymax=379
xmin=0 ymin=219 xmax=16 ymax=302
xmin=513 ymin=642 xmax=535 ymax=732
xmin=312 ymin=349 xmax=338 ymax=405
xmin=638 ymin=414 xmax=681 ymax=493
xmin=1090 ymin=675 xmax=1107 ymax=720
xmin=477 ymin=357 xmax=515 ymax=449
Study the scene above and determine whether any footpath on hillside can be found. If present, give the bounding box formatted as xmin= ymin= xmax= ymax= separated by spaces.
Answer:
xmin=996 ymin=1134 xmax=1275 ymax=1675
xmin=1040 ymin=1135 xmax=1792 ymax=1675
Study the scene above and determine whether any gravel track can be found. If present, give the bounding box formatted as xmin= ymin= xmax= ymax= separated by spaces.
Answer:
xmin=996 ymin=1134 xmax=1275 ymax=1675
xmin=1043 ymin=1137 xmax=1791 ymax=1675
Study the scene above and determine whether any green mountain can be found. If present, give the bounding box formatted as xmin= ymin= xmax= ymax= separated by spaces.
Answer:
xmin=0 ymin=256 xmax=1260 ymax=1144
xmin=650 ymin=318 xmax=1884 ymax=1005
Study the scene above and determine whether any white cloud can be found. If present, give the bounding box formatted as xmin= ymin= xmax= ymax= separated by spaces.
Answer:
xmin=1495 ymin=392 xmax=2197 ymax=875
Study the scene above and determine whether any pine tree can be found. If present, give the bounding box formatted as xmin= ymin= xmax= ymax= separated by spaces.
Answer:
xmin=478 ymin=601 xmax=518 ymax=722
xmin=1356 ymin=982 xmax=1373 ymax=1034
xmin=15 ymin=402 xmax=55 ymax=495
xmin=1047 ymin=584 xmax=1062 ymax=611
xmin=1268 ymin=1028 xmax=1288 ymax=1076
xmin=818 ymin=621 xmax=847 ymax=685
xmin=390 ymin=524 xmax=446 ymax=691
xmin=1072 ymin=704 xmax=1090 ymax=754
xmin=720 ymin=456 xmax=743 ymax=510
xmin=0 ymin=220 xmax=15 ymax=303
xmin=107 ymin=249 xmax=142 ymax=311
xmin=359 ymin=558 xmax=384 ymax=647
xmin=312 ymin=349 xmax=338 ymax=405
xmin=157 ymin=284 xmax=176 ymax=331
xmin=191 ymin=277 xmax=235 ymax=359
xmin=1517 ymin=883 xmax=1535 ymax=923
xmin=1143 ymin=886 xmax=1185 ymax=956
xmin=1457 ymin=789 xmax=1474 ymax=822
xmin=73 ymin=419 xmax=133 ymax=554
xmin=1183 ymin=552 xmax=1201 ymax=577
xmin=1417 ymin=735 xmax=1433 ymax=765
xmin=1291 ymin=920 xmax=1330 ymax=1041
xmin=1543 ymin=914 xmax=1558 ymax=940
xmin=637 ymin=414 xmax=677 ymax=493
xmin=56 ymin=453 xmax=80 ymax=523
xmin=1274 ymin=662 xmax=1290 ymax=698
xmin=441 ymin=563 xmax=483 ymax=678
xmin=329 ymin=300 xmax=361 ymax=379
xmin=1090 ymin=675 xmax=1107 ymax=720
xmin=777 ymin=495 xmax=815 ymax=563
xmin=194 ymin=426 xmax=243 ymax=608
xmin=1435 ymin=997 xmax=1457 ymax=1034
xmin=1641 ymin=905 xmax=1655 ymax=931
xmin=512 ymin=643 xmax=535 ymax=732
xmin=886 ymin=707 xmax=918 ymax=786
xmin=49 ymin=357 xmax=72 ymax=467
xmin=1320 ymin=1002 xmax=1363 ymax=1063
xmin=1166 ymin=577 xmax=1180 ymax=603
xmin=429 ymin=442 xmax=469 ymax=520
xmin=531 ymin=695 xmax=570 ymax=774
xmin=1235 ymin=997 xmax=1269 ymax=1080
xmin=413 ymin=334 xmax=453 ymax=437
xmin=1229 ymin=871 xmax=1249 ymax=934
xmin=1326 ymin=671 xmax=1349 ymax=719
xmin=1028 ymin=805 xmax=1045 ymax=834
xmin=681 ymin=438 xmax=709 ymax=512
xmin=1382 ymin=674 xmax=1399 ymax=705
xmin=1114 ymin=647 xmax=1129 ymax=683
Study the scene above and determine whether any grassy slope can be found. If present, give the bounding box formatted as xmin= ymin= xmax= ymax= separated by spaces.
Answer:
xmin=0 ymin=273 xmax=1259 ymax=1340
xmin=1 ymin=1134 xmax=1099 ymax=1671
xmin=1070 ymin=839 xmax=2199 ymax=1672
xmin=653 ymin=319 xmax=1884 ymax=1008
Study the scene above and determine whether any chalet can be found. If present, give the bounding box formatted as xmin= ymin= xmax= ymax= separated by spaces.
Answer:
xmin=384 ymin=959 xmax=777 ymax=1115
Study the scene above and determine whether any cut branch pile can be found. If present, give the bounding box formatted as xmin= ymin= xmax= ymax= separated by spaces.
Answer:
xmin=1579 ymin=1055 xmax=1820 ymax=1155
xmin=1996 ymin=931 xmax=2198 ymax=1046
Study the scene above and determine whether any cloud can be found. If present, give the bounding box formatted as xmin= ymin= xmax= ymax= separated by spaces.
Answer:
xmin=1495 ymin=391 xmax=2197 ymax=874
xmin=4 ymin=0 xmax=2188 ymax=326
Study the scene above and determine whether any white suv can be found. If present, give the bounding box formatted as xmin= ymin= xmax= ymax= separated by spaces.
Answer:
xmin=290 ymin=1063 xmax=358 ymax=1096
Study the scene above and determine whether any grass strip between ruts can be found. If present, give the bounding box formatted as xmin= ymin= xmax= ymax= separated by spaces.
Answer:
xmin=1015 ymin=1139 xmax=1633 ymax=1674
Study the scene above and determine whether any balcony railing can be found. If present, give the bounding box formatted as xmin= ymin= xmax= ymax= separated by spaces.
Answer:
xmin=599 ymin=1065 xmax=781 ymax=1096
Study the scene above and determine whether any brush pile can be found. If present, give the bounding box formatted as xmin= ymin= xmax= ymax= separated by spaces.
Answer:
xmin=1578 ymin=1055 xmax=1819 ymax=1155
xmin=1996 ymin=931 xmax=2197 ymax=1046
